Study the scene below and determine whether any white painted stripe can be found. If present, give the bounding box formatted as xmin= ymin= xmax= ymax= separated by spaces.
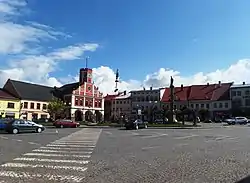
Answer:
xmin=142 ymin=134 xmax=168 ymax=138
xmin=40 ymin=146 xmax=94 ymax=150
xmin=47 ymin=144 xmax=96 ymax=148
xmin=28 ymin=142 xmax=40 ymax=145
xmin=0 ymin=136 xmax=8 ymax=140
xmin=174 ymin=134 xmax=199 ymax=139
xmin=14 ymin=158 xmax=89 ymax=164
xmin=54 ymin=141 xmax=96 ymax=143
xmin=33 ymin=149 xmax=92 ymax=154
xmin=24 ymin=153 xmax=91 ymax=158
xmin=14 ymin=139 xmax=22 ymax=142
xmin=1 ymin=163 xmax=87 ymax=172
xmin=0 ymin=171 xmax=84 ymax=182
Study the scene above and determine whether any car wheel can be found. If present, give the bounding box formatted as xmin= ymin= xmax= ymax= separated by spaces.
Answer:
xmin=135 ymin=125 xmax=139 ymax=130
xmin=60 ymin=125 xmax=64 ymax=128
xmin=12 ymin=128 xmax=19 ymax=134
xmin=232 ymin=122 xmax=235 ymax=125
xmin=36 ymin=127 xmax=42 ymax=133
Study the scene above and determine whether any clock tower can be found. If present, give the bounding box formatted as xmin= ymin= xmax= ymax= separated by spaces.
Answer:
xmin=79 ymin=68 xmax=92 ymax=84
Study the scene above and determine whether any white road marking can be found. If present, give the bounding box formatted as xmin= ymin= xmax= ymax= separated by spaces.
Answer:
xmin=28 ymin=142 xmax=40 ymax=145
xmin=0 ymin=136 xmax=8 ymax=140
xmin=14 ymin=157 xmax=89 ymax=164
xmin=142 ymin=133 xmax=168 ymax=138
xmin=24 ymin=153 xmax=91 ymax=158
xmin=104 ymin=131 xmax=112 ymax=135
xmin=1 ymin=163 xmax=87 ymax=172
xmin=52 ymin=142 xmax=96 ymax=145
xmin=47 ymin=144 xmax=96 ymax=148
xmin=54 ymin=141 xmax=97 ymax=143
xmin=174 ymin=134 xmax=199 ymax=140
xmin=33 ymin=149 xmax=92 ymax=154
xmin=13 ymin=139 xmax=22 ymax=142
xmin=0 ymin=171 xmax=84 ymax=182
xmin=40 ymin=146 xmax=94 ymax=150
xmin=141 ymin=146 xmax=160 ymax=150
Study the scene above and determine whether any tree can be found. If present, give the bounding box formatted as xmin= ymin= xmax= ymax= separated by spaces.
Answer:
xmin=47 ymin=98 xmax=66 ymax=120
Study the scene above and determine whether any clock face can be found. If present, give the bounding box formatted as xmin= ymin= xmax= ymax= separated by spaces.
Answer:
xmin=88 ymin=86 xmax=91 ymax=91
xmin=88 ymin=73 xmax=92 ymax=78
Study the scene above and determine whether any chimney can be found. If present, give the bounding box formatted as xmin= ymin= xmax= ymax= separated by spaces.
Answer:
xmin=181 ymin=84 xmax=183 ymax=91
xmin=150 ymin=86 xmax=152 ymax=90
xmin=124 ymin=91 xmax=126 ymax=95
xmin=243 ymin=82 xmax=246 ymax=85
xmin=218 ymin=81 xmax=221 ymax=86
xmin=207 ymin=83 xmax=209 ymax=86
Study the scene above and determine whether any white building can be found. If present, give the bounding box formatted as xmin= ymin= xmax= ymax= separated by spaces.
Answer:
xmin=230 ymin=82 xmax=250 ymax=108
xmin=111 ymin=92 xmax=131 ymax=119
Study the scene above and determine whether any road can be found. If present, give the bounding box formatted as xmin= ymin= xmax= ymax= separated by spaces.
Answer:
xmin=0 ymin=125 xmax=250 ymax=182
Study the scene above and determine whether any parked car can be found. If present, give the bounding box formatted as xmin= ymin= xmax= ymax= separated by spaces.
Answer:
xmin=224 ymin=117 xmax=248 ymax=125
xmin=125 ymin=119 xmax=148 ymax=130
xmin=53 ymin=119 xmax=80 ymax=128
xmin=5 ymin=119 xmax=45 ymax=134
xmin=0 ymin=118 xmax=12 ymax=130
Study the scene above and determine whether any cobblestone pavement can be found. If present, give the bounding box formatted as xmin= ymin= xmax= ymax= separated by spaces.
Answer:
xmin=0 ymin=128 xmax=102 ymax=183
xmin=83 ymin=127 xmax=250 ymax=183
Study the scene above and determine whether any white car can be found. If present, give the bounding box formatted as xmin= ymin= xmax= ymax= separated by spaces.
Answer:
xmin=225 ymin=117 xmax=248 ymax=125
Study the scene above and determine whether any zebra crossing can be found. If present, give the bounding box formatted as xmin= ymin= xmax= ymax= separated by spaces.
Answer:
xmin=0 ymin=128 xmax=102 ymax=183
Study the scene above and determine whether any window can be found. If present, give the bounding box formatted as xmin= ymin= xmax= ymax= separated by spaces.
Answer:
xmin=219 ymin=103 xmax=223 ymax=108
xmin=80 ymin=99 xmax=83 ymax=106
xmin=213 ymin=103 xmax=217 ymax=108
xmin=36 ymin=103 xmax=40 ymax=110
xmin=195 ymin=104 xmax=199 ymax=108
xmin=113 ymin=101 xmax=115 ymax=104
xmin=225 ymin=102 xmax=228 ymax=108
xmin=85 ymin=101 xmax=89 ymax=107
xmin=245 ymin=99 xmax=250 ymax=106
xmin=7 ymin=102 xmax=14 ymax=109
xmin=237 ymin=91 xmax=241 ymax=96
xmin=206 ymin=104 xmax=210 ymax=109
xmin=23 ymin=102 xmax=28 ymax=109
xmin=174 ymin=105 xmax=176 ymax=109
xmin=231 ymin=91 xmax=236 ymax=97
xmin=201 ymin=104 xmax=204 ymax=108
xmin=75 ymin=98 xmax=78 ymax=106
xmin=95 ymin=101 xmax=98 ymax=107
xmin=190 ymin=104 xmax=194 ymax=108
xmin=30 ymin=102 xmax=34 ymax=109
xmin=98 ymin=101 xmax=101 ymax=108
xmin=246 ymin=90 xmax=250 ymax=96
xmin=42 ymin=104 xmax=47 ymax=110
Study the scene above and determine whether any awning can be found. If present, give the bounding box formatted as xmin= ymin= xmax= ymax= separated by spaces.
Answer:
xmin=5 ymin=112 xmax=15 ymax=116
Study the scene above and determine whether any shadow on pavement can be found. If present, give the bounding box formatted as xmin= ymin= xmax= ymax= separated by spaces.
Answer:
xmin=236 ymin=175 xmax=250 ymax=183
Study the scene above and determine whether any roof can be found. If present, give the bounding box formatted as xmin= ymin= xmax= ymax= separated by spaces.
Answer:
xmin=231 ymin=84 xmax=250 ymax=88
xmin=0 ymin=89 xmax=18 ymax=100
xmin=161 ymin=86 xmax=190 ymax=102
xmin=161 ymin=82 xmax=232 ymax=102
xmin=8 ymin=80 xmax=54 ymax=101
xmin=104 ymin=94 xmax=119 ymax=100
xmin=115 ymin=93 xmax=131 ymax=99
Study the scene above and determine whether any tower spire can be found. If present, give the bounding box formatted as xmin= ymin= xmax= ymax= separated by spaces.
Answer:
xmin=85 ymin=56 xmax=90 ymax=68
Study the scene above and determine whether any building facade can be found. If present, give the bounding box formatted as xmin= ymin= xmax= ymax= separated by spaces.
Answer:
xmin=54 ymin=67 xmax=104 ymax=122
xmin=0 ymin=89 xmax=20 ymax=119
xmin=3 ymin=79 xmax=53 ymax=120
xmin=161 ymin=82 xmax=232 ymax=120
xmin=130 ymin=87 xmax=161 ymax=120
xmin=230 ymin=82 xmax=250 ymax=108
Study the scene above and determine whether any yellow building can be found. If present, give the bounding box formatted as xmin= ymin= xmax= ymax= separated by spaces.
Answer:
xmin=0 ymin=89 xmax=20 ymax=119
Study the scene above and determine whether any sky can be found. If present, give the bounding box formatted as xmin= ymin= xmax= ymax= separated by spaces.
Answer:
xmin=1 ymin=0 xmax=250 ymax=95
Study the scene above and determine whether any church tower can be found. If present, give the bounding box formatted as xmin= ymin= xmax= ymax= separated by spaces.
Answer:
xmin=79 ymin=68 xmax=92 ymax=84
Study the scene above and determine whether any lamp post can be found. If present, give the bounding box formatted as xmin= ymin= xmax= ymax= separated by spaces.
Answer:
xmin=114 ymin=69 xmax=119 ymax=122
xmin=149 ymin=101 xmax=158 ymax=122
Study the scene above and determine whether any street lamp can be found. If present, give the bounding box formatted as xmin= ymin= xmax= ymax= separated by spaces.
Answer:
xmin=149 ymin=101 xmax=158 ymax=122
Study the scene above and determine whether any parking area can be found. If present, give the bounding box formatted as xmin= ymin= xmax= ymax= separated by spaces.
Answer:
xmin=0 ymin=128 xmax=80 ymax=164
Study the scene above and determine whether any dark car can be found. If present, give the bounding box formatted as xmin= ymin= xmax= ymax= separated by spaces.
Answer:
xmin=53 ymin=119 xmax=80 ymax=128
xmin=5 ymin=119 xmax=45 ymax=134
xmin=125 ymin=119 xmax=148 ymax=130
xmin=0 ymin=118 xmax=12 ymax=130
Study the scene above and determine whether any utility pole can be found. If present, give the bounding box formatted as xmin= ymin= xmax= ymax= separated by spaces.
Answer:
xmin=169 ymin=76 xmax=175 ymax=123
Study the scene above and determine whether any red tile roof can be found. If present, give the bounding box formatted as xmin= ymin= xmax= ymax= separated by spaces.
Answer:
xmin=0 ymin=88 xmax=18 ymax=100
xmin=161 ymin=82 xmax=233 ymax=102
xmin=104 ymin=94 xmax=119 ymax=101
xmin=161 ymin=86 xmax=191 ymax=102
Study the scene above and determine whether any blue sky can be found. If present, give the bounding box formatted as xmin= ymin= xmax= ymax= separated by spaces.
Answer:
xmin=1 ymin=0 xmax=250 ymax=94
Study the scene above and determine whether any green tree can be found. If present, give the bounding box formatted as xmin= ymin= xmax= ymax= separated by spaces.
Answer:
xmin=47 ymin=98 xmax=66 ymax=120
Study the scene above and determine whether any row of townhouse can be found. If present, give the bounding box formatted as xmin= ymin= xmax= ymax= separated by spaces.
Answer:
xmin=0 ymin=66 xmax=105 ymax=121
xmin=105 ymin=81 xmax=250 ymax=121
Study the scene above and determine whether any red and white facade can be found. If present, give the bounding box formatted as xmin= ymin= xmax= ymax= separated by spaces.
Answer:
xmin=61 ymin=68 xmax=104 ymax=121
